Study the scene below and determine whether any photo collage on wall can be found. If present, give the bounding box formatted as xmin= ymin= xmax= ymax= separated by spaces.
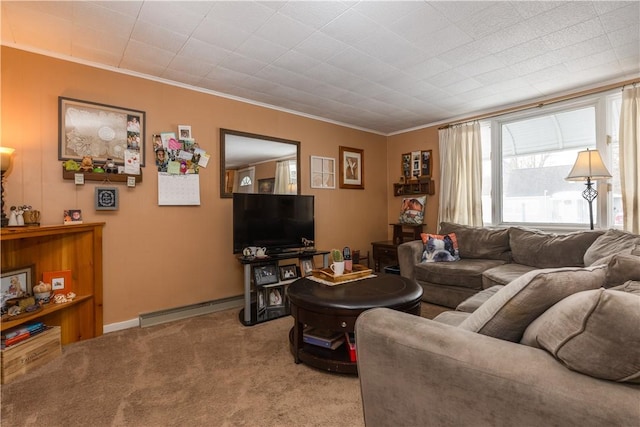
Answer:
xmin=153 ymin=125 xmax=210 ymax=174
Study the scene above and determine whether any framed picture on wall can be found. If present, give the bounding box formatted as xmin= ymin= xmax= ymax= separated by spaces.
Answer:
xmin=58 ymin=97 xmax=146 ymax=166
xmin=310 ymin=156 xmax=336 ymax=189
xmin=421 ymin=150 xmax=432 ymax=178
xmin=339 ymin=146 xmax=364 ymax=189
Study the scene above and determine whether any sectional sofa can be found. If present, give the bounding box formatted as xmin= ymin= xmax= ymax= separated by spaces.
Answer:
xmin=397 ymin=222 xmax=635 ymax=308
xmin=356 ymin=244 xmax=640 ymax=426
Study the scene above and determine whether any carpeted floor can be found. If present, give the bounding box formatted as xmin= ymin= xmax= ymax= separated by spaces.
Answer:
xmin=1 ymin=302 xmax=448 ymax=426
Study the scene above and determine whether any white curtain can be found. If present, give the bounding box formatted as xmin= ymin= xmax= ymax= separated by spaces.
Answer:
xmin=274 ymin=160 xmax=297 ymax=194
xmin=619 ymin=86 xmax=640 ymax=233
xmin=438 ymin=122 xmax=483 ymax=226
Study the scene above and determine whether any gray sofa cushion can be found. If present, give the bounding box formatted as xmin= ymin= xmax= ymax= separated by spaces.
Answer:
xmin=482 ymin=263 xmax=537 ymax=288
xmin=605 ymin=253 xmax=640 ymax=288
xmin=509 ymin=227 xmax=603 ymax=268
xmin=432 ymin=310 xmax=470 ymax=326
xmin=584 ymin=229 xmax=640 ymax=266
xmin=414 ymin=258 xmax=507 ymax=290
xmin=439 ymin=222 xmax=511 ymax=261
xmin=455 ymin=285 xmax=503 ymax=313
xmin=536 ymin=288 xmax=640 ymax=383
xmin=458 ymin=265 xmax=607 ymax=342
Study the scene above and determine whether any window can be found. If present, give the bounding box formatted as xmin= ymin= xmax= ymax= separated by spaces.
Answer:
xmin=482 ymin=91 xmax=621 ymax=229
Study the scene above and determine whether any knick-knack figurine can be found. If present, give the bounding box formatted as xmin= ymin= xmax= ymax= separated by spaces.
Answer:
xmin=8 ymin=206 xmax=18 ymax=226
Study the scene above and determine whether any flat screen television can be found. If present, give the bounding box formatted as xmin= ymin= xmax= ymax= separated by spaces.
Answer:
xmin=233 ymin=193 xmax=315 ymax=254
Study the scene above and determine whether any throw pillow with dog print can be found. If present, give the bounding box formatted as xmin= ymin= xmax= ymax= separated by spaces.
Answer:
xmin=421 ymin=232 xmax=460 ymax=262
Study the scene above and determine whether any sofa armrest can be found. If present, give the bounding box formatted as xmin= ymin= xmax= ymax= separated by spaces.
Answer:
xmin=355 ymin=308 xmax=640 ymax=427
xmin=397 ymin=240 xmax=423 ymax=280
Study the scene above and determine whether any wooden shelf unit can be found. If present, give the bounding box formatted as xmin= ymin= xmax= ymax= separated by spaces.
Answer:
xmin=393 ymin=180 xmax=435 ymax=196
xmin=1 ymin=223 xmax=104 ymax=345
xmin=62 ymin=167 xmax=142 ymax=183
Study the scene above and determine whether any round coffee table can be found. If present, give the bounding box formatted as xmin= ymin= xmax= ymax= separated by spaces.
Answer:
xmin=287 ymin=274 xmax=423 ymax=374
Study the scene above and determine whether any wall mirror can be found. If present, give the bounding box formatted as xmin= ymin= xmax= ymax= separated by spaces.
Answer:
xmin=220 ymin=128 xmax=301 ymax=198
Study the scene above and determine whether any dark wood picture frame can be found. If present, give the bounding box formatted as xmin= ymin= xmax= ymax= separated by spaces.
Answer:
xmin=421 ymin=150 xmax=433 ymax=178
xmin=58 ymin=96 xmax=146 ymax=166
xmin=339 ymin=146 xmax=364 ymax=189
xmin=258 ymin=178 xmax=275 ymax=194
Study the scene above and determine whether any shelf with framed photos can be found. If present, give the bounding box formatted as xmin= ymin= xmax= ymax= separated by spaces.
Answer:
xmin=1 ymin=223 xmax=104 ymax=345
xmin=236 ymin=250 xmax=330 ymax=326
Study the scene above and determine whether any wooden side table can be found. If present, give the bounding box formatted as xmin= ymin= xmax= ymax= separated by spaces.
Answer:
xmin=390 ymin=223 xmax=425 ymax=245
xmin=372 ymin=240 xmax=399 ymax=272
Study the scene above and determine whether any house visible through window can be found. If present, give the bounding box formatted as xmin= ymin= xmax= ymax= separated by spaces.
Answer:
xmin=481 ymin=90 xmax=621 ymax=229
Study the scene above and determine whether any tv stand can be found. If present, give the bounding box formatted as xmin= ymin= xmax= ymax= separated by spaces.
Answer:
xmin=237 ymin=250 xmax=329 ymax=326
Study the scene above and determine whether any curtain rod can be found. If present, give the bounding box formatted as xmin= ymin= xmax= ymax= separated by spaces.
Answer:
xmin=438 ymin=78 xmax=640 ymax=130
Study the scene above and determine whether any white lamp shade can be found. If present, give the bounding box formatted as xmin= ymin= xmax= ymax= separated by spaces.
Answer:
xmin=566 ymin=148 xmax=611 ymax=181
xmin=0 ymin=147 xmax=15 ymax=172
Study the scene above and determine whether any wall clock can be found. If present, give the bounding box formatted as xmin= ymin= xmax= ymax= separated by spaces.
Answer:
xmin=95 ymin=187 xmax=119 ymax=210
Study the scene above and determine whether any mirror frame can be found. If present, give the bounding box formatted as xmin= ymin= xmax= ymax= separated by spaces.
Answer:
xmin=220 ymin=128 xmax=301 ymax=198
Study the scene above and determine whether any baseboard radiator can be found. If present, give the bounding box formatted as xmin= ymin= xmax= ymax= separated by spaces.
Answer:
xmin=139 ymin=295 xmax=244 ymax=328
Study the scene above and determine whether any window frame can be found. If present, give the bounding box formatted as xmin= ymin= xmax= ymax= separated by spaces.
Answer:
xmin=484 ymin=90 xmax=619 ymax=230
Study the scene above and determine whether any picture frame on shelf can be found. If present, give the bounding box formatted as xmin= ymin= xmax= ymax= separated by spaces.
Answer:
xmin=279 ymin=264 xmax=298 ymax=280
xmin=42 ymin=270 xmax=72 ymax=294
xmin=300 ymin=258 xmax=315 ymax=277
xmin=266 ymin=285 xmax=285 ymax=307
xmin=1 ymin=265 xmax=35 ymax=309
xmin=58 ymin=97 xmax=146 ymax=166
xmin=310 ymin=156 xmax=336 ymax=189
xmin=339 ymin=146 xmax=364 ymax=189
xmin=253 ymin=264 xmax=279 ymax=286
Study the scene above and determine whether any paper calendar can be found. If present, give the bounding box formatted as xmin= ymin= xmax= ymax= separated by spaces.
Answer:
xmin=158 ymin=173 xmax=200 ymax=205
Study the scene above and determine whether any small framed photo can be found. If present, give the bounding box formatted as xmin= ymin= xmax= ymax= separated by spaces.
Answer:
xmin=178 ymin=125 xmax=192 ymax=140
xmin=266 ymin=286 xmax=285 ymax=307
xmin=95 ymin=187 xmax=119 ymax=210
xmin=1 ymin=265 xmax=35 ymax=310
xmin=253 ymin=264 xmax=279 ymax=286
xmin=42 ymin=270 xmax=72 ymax=294
xmin=279 ymin=264 xmax=298 ymax=280
xmin=64 ymin=209 xmax=83 ymax=225
xmin=300 ymin=258 xmax=315 ymax=277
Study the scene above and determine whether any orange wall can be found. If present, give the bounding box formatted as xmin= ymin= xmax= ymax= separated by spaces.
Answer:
xmin=1 ymin=47 xmax=394 ymax=325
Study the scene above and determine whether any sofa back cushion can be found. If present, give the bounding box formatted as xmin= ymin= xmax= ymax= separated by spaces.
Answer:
xmin=438 ymin=222 xmax=510 ymax=261
xmin=583 ymin=229 xmax=640 ymax=266
xmin=458 ymin=265 xmax=607 ymax=342
xmin=535 ymin=288 xmax=640 ymax=383
xmin=509 ymin=227 xmax=603 ymax=268
xmin=605 ymin=253 xmax=640 ymax=288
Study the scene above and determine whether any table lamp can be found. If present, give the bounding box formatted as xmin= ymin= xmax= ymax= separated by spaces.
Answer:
xmin=1 ymin=147 xmax=15 ymax=227
xmin=566 ymin=148 xmax=611 ymax=230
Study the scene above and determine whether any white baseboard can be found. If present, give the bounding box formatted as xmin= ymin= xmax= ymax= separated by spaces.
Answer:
xmin=102 ymin=295 xmax=244 ymax=334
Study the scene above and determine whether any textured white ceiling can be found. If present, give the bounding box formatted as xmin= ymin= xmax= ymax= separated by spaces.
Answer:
xmin=2 ymin=1 xmax=639 ymax=135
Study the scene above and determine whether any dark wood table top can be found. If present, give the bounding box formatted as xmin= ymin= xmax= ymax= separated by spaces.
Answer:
xmin=287 ymin=274 xmax=423 ymax=315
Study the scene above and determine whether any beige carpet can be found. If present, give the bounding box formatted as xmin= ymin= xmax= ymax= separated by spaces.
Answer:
xmin=1 ymin=302 xmax=448 ymax=426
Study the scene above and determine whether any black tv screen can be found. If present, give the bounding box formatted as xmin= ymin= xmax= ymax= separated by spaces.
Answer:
xmin=233 ymin=193 xmax=315 ymax=254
